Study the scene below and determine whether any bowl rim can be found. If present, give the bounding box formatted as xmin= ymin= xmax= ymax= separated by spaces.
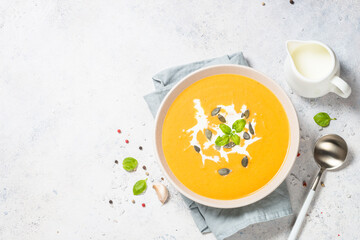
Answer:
xmin=154 ymin=64 xmax=299 ymax=208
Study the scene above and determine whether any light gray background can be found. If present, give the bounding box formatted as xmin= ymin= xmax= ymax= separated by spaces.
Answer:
xmin=0 ymin=1 xmax=359 ymax=239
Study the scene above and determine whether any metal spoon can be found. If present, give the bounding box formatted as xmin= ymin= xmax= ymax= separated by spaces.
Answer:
xmin=288 ymin=134 xmax=348 ymax=240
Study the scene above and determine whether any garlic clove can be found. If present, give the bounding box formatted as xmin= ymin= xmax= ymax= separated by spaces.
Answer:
xmin=152 ymin=183 xmax=169 ymax=204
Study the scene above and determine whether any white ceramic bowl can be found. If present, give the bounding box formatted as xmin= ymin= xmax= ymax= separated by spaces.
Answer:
xmin=154 ymin=65 xmax=299 ymax=208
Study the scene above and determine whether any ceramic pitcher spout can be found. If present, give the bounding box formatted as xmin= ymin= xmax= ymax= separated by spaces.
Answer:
xmin=286 ymin=40 xmax=308 ymax=56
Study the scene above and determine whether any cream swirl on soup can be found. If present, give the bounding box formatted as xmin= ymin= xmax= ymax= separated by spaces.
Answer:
xmin=186 ymin=99 xmax=261 ymax=165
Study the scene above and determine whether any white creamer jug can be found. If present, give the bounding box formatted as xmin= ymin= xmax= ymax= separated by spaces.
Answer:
xmin=284 ymin=40 xmax=351 ymax=98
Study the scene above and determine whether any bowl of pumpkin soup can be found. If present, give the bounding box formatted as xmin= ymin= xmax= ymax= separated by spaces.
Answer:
xmin=154 ymin=65 xmax=299 ymax=208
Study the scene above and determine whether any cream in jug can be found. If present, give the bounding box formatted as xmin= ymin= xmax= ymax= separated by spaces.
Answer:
xmin=285 ymin=40 xmax=351 ymax=98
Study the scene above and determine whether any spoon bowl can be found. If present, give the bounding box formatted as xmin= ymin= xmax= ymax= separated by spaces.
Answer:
xmin=314 ymin=134 xmax=348 ymax=170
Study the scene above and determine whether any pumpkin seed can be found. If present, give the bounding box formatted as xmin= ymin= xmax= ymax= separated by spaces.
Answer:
xmin=215 ymin=145 xmax=221 ymax=151
xmin=242 ymin=156 xmax=248 ymax=167
xmin=249 ymin=122 xmax=255 ymax=135
xmin=218 ymin=168 xmax=231 ymax=176
xmin=218 ymin=114 xmax=226 ymax=123
xmin=194 ymin=145 xmax=200 ymax=153
xmin=205 ymin=129 xmax=212 ymax=141
xmin=242 ymin=109 xmax=250 ymax=119
xmin=211 ymin=107 xmax=221 ymax=116
xmin=224 ymin=142 xmax=236 ymax=149
xmin=243 ymin=132 xmax=250 ymax=140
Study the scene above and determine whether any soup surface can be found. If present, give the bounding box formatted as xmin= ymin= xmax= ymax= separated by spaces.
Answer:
xmin=162 ymin=74 xmax=290 ymax=200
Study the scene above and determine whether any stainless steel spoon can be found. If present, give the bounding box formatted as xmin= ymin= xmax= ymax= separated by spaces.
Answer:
xmin=288 ymin=134 xmax=348 ymax=240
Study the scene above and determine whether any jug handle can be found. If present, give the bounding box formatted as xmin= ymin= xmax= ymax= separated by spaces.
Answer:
xmin=330 ymin=76 xmax=351 ymax=98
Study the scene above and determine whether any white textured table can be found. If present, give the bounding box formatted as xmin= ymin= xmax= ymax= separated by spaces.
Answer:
xmin=0 ymin=1 xmax=359 ymax=239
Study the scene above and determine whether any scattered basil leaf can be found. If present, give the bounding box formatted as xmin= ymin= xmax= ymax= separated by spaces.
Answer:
xmin=231 ymin=134 xmax=240 ymax=145
xmin=313 ymin=112 xmax=336 ymax=127
xmin=232 ymin=119 xmax=246 ymax=133
xmin=215 ymin=135 xmax=230 ymax=146
xmin=133 ymin=179 xmax=147 ymax=195
xmin=219 ymin=124 xmax=232 ymax=135
xmin=123 ymin=157 xmax=138 ymax=172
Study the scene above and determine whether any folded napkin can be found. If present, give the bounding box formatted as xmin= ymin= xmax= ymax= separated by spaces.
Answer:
xmin=144 ymin=53 xmax=292 ymax=240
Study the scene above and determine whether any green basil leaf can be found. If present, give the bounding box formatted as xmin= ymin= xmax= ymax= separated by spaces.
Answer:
xmin=313 ymin=112 xmax=336 ymax=127
xmin=230 ymin=134 xmax=240 ymax=145
xmin=133 ymin=179 xmax=147 ymax=195
xmin=232 ymin=119 xmax=246 ymax=133
xmin=215 ymin=135 xmax=230 ymax=146
xmin=123 ymin=157 xmax=138 ymax=171
xmin=219 ymin=124 xmax=232 ymax=135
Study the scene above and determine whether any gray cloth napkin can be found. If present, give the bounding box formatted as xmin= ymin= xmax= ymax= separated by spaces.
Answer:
xmin=144 ymin=52 xmax=293 ymax=240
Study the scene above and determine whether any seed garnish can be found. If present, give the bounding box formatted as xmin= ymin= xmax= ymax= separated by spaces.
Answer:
xmin=244 ymin=110 xmax=250 ymax=119
xmin=243 ymin=132 xmax=250 ymax=140
xmin=194 ymin=145 xmax=200 ymax=153
xmin=211 ymin=107 xmax=221 ymax=116
xmin=218 ymin=114 xmax=226 ymax=123
xmin=242 ymin=156 xmax=248 ymax=167
xmin=224 ymin=142 xmax=236 ymax=149
xmin=218 ymin=168 xmax=231 ymax=176
xmin=249 ymin=122 xmax=254 ymax=135
xmin=205 ymin=129 xmax=212 ymax=141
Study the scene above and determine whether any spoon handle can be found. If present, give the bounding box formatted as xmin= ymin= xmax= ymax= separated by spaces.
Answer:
xmin=288 ymin=189 xmax=315 ymax=240
xmin=288 ymin=169 xmax=324 ymax=240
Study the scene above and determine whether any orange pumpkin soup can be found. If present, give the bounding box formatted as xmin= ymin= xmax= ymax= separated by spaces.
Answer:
xmin=162 ymin=74 xmax=290 ymax=200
